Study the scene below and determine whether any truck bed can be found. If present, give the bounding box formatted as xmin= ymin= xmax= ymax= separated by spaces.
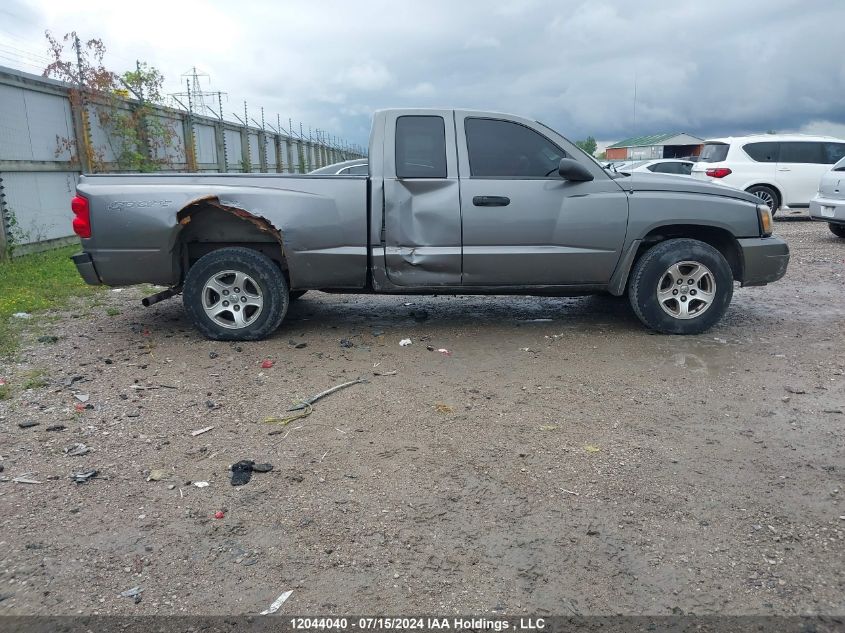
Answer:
xmin=76 ymin=173 xmax=369 ymax=289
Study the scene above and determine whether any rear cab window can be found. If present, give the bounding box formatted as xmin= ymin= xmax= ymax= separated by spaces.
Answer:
xmin=395 ymin=116 xmax=447 ymax=178
xmin=698 ymin=143 xmax=728 ymax=162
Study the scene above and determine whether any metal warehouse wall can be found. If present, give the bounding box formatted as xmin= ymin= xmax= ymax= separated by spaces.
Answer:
xmin=0 ymin=65 xmax=363 ymax=254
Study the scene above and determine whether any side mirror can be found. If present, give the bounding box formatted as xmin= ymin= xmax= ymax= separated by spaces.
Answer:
xmin=558 ymin=158 xmax=594 ymax=182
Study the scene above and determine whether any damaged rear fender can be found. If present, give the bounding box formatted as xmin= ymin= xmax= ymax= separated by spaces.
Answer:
xmin=176 ymin=195 xmax=283 ymax=243
xmin=173 ymin=195 xmax=288 ymax=281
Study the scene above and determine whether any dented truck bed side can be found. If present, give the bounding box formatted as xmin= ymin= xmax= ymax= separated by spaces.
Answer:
xmin=75 ymin=174 xmax=369 ymax=289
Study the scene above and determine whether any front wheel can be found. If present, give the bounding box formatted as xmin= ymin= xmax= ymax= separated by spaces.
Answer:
xmin=829 ymin=223 xmax=845 ymax=239
xmin=628 ymin=238 xmax=733 ymax=335
xmin=183 ymin=247 xmax=288 ymax=341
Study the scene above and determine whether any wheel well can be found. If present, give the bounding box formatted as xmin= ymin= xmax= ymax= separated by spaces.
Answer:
xmin=745 ymin=183 xmax=782 ymax=208
xmin=636 ymin=224 xmax=742 ymax=280
xmin=175 ymin=201 xmax=287 ymax=282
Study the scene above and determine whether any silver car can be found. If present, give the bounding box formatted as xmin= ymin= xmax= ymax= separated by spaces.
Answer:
xmin=809 ymin=156 xmax=845 ymax=238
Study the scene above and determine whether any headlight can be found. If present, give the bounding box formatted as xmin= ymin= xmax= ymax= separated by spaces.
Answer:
xmin=757 ymin=203 xmax=773 ymax=237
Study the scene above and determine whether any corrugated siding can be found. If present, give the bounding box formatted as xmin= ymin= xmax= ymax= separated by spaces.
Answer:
xmin=194 ymin=123 xmax=217 ymax=165
xmin=265 ymin=136 xmax=276 ymax=167
xmin=223 ymin=128 xmax=242 ymax=171
xmin=155 ymin=115 xmax=185 ymax=164
xmin=0 ymin=83 xmax=73 ymax=161
xmin=2 ymin=171 xmax=78 ymax=242
xmin=0 ymin=83 xmax=30 ymax=159
xmin=248 ymin=133 xmax=260 ymax=167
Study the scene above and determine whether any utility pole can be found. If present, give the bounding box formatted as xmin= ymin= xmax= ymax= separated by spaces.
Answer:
xmin=183 ymin=77 xmax=197 ymax=171
xmin=243 ymin=100 xmax=250 ymax=172
xmin=133 ymin=60 xmax=152 ymax=163
xmin=72 ymin=33 xmax=94 ymax=173
xmin=135 ymin=60 xmax=145 ymax=101
xmin=0 ymin=174 xmax=9 ymax=260
xmin=298 ymin=122 xmax=305 ymax=173
xmin=632 ymin=72 xmax=638 ymax=136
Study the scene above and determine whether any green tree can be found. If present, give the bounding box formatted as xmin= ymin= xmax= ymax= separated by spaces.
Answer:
xmin=44 ymin=31 xmax=177 ymax=173
xmin=575 ymin=136 xmax=597 ymax=156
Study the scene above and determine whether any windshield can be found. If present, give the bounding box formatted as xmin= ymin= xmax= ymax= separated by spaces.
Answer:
xmin=699 ymin=143 xmax=729 ymax=163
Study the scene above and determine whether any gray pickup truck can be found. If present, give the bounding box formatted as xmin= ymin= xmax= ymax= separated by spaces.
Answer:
xmin=71 ymin=108 xmax=789 ymax=340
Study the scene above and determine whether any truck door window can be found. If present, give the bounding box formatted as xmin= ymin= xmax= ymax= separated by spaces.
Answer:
xmin=465 ymin=118 xmax=565 ymax=178
xmin=395 ymin=116 xmax=447 ymax=178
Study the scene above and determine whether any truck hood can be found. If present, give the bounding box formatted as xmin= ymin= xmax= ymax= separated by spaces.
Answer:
xmin=615 ymin=172 xmax=760 ymax=205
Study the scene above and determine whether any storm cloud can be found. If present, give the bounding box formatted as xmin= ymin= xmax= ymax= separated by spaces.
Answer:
xmin=3 ymin=0 xmax=844 ymax=146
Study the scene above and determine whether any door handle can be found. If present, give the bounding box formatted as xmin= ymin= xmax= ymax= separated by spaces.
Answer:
xmin=473 ymin=195 xmax=510 ymax=207
xmin=777 ymin=168 xmax=791 ymax=172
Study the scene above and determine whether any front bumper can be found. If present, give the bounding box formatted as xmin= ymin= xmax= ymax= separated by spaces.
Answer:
xmin=737 ymin=236 xmax=789 ymax=286
xmin=71 ymin=252 xmax=102 ymax=286
xmin=809 ymin=195 xmax=845 ymax=225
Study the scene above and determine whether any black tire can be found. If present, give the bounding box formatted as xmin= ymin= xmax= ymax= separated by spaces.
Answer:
xmin=745 ymin=185 xmax=780 ymax=216
xmin=289 ymin=290 xmax=308 ymax=301
xmin=829 ymin=223 xmax=845 ymax=239
xmin=628 ymin=238 xmax=733 ymax=335
xmin=183 ymin=247 xmax=288 ymax=341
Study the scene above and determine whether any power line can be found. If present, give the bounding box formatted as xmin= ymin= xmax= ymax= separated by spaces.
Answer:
xmin=0 ymin=42 xmax=52 ymax=64
xmin=0 ymin=53 xmax=46 ymax=74
xmin=0 ymin=28 xmax=52 ymax=52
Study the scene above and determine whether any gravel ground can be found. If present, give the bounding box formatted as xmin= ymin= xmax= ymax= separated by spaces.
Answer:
xmin=0 ymin=217 xmax=842 ymax=616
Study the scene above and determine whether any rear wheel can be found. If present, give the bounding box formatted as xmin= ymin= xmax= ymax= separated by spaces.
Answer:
xmin=746 ymin=185 xmax=780 ymax=215
xmin=829 ymin=223 xmax=845 ymax=239
xmin=629 ymin=238 xmax=733 ymax=335
xmin=183 ymin=247 xmax=288 ymax=341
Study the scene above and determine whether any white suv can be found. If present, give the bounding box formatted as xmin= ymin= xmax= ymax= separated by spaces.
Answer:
xmin=691 ymin=135 xmax=845 ymax=215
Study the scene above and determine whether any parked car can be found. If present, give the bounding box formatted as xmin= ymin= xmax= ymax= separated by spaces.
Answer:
xmin=309 ymin=158 xmax=368 ymax=175
xmin=630 ymin=159 xmax=694 ymax=176
xmin=70 ymin=108 xmax=789 ymax=340
xmin=809 ymin=155 xmax=845 ymax=238
xmin=691 ymin=134 xmax=845 ymax=214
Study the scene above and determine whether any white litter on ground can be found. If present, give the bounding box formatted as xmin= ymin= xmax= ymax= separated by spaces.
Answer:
xmin=260 ymin=590 xmax=293 ymax=615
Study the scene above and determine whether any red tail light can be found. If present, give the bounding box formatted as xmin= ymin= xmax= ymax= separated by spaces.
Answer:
xmin=705 ymin=167 xmax=732 ymax=178
xmin=71 ymin=195 xmax=91 ymax=238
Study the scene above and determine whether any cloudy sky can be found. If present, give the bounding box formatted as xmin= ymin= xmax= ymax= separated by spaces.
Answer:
xmin=2 ymin=0 xmax=844 ymax=150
